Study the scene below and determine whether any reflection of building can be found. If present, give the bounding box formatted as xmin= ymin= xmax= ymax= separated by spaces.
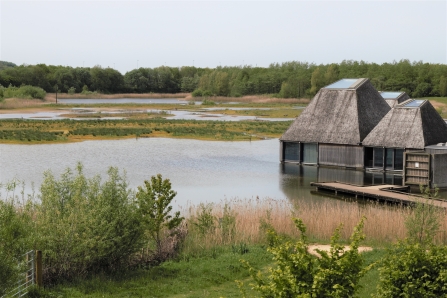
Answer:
xmin=280 ymin=78 xmax=447 ymax=188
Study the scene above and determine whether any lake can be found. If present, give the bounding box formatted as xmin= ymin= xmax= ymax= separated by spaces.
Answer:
xmin=0 ymin=137 xmax=415 ymax=205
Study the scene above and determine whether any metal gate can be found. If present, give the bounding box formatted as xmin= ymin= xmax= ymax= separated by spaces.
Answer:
xmin=1 ymin=250 xmax=35 ymax=298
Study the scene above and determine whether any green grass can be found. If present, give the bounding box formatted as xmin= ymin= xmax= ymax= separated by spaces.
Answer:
xmin=34 ymin=245 xmax=386 ymax=298
xmin=40 ymin=245 xmax=272 ymax=298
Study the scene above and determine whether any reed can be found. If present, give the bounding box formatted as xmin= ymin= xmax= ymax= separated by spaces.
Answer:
xmin=181 ymin=197 xmax=447 ymax=254
xmin=0 ymin=98 xmax=44 ymax=109
xmin=186 ymin=94 xmax=310 ymax=104
xmin=48 ymin=93 xmax=190 ymax=100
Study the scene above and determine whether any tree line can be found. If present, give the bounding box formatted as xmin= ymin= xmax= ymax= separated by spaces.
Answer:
xmin=1 ymin=59 xmax=447 ymax=97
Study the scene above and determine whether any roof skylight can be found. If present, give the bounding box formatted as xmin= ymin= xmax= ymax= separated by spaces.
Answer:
xmin=380 ymin=92 xmax=403 ymax=99
xmin=325 ymin=79 xmax=359 ymax=89
xmin=403 ymin=99 xmax=425 ymax=108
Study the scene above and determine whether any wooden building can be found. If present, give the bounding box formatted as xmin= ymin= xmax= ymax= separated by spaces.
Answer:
xmin=280 ymin=79 xmax=447 ymax=188
xmin=280 ymin=78 xmax=390 ymax=168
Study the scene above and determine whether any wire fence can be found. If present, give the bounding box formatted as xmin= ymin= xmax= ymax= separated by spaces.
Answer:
xmin=1 ymin=250 xmax=35 ymax=298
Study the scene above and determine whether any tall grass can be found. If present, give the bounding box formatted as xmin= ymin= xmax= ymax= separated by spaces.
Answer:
xmin=181 ymin=197 xmax=447 ymax=255
xmin=186 ymin=94 xmax=310 ymax=104
xmin=50 ymin=92 xmax=190 ymax=100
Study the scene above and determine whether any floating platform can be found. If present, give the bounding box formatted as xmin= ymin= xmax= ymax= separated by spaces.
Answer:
xmin=310 ymin=181 xmax=447 ymax=208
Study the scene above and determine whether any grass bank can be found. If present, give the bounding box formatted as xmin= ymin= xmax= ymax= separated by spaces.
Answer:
xmin=0 ymin=118 xmax=292 ymax=143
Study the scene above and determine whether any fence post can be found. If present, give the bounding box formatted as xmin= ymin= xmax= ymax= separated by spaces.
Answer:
xmin=35 ymin=250 xmax=43 ymax=287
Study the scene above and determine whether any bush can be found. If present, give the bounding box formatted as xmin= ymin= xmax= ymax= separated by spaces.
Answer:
xmin=0 ymin=199 xmax=32 ymax=295
xmin=240 ymin=217 xmax=367 ymax=298
xmin=191 ymin=89 xmax=203 ymax=97
xmin=35 ymin=163 xmax=143 ymax=283
xmin=68 ymin=86 xmax=76 ymax=94
xmin=375 ymin=241 xmax=447 ymax=297
xmin=0 ymin=85 xmax=46 ymax=99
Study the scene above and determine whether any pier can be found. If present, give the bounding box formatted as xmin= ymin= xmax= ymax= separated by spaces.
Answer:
xmin=310 ymin=181 xmax=447 ymax=208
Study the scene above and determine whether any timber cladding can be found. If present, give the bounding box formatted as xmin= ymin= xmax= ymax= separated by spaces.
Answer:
xmin=318 ymin=144 xmax=363 ymax=168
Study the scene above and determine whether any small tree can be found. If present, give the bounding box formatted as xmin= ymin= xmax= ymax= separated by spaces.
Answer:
xmin=405 ymin=185 xmax=441 ymax=246
xmin=240 ymin=217 xmax=367 ymax=298
xmin=136 ymin=174 xmax=184 ymax=258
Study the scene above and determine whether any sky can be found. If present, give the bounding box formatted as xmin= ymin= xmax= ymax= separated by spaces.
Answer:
xmin=0 ymin=0 xmax=446 ymax=74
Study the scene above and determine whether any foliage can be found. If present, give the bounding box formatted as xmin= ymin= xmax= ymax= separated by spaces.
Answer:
xmin=0 ymin=84 xmax=46 ymax=99
xmin=405 ymin=186 xmax=441 ymax=246
xmin=35 ymin=163 xmax=143 ymax=283
xmin=192 ymin=203 xmax=216 ymax=236
xmin=201 ymin=97 xmax=216 ymax=105
xmin=375 ymin=241 xmax=447 ymax=297
xmin=0 ymin=199 xmax=32 ymax=295
xmin=1 ymin=60 xmax=446 ymax=97
xmin=220 ymin=203 xmax=236 ymax=243
xmin=136 ymin=174 xmax=184 ymax=260
xmin=241 ymin=217 xmax=367 ymax=298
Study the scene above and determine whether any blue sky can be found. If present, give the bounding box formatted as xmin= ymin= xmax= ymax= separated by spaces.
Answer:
xmin=1 ymin=0 xmax=446 ymax=74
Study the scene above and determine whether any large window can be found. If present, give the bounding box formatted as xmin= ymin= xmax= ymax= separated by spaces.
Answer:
xmin=283 ymin=142 xmax=300 ymax=161
xmin=303 ymin=143 xmax=318 ymax=164
xmin=386 ymin=148 xmax=404 ymax=170
xmin=373 ymin=148 xmax=384 ymax=168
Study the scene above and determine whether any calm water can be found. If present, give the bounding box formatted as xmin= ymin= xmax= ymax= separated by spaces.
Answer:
xmin=0 ymin=138 xmax=331 ymax=204
xmin=1 ymin=138 xmax=427 ymax=204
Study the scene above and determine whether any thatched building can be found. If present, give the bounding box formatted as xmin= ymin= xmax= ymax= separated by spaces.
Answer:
xmin=280 ymin=78 xmax=390 ymax=168
xmin=280 ymin=79 xmax=447 ymax=187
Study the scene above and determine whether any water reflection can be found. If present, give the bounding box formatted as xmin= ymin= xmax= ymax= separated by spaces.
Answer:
xmin=1 ymin=138 xmax=437 ymax=205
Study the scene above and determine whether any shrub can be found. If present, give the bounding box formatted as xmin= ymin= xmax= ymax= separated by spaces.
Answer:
xmin=192 ymin=203 xmax=216 ymax=236
xmin=191 ymin=89 xmax=203 ymax=97
xmin=0 ymin=200 xmax=32 ymax=295
xmin=240 ymin=217 xmax=367 ymax=298
xmin=0 ymin=85 xmax=46 ymax=99
xmin=375 ymin=241 xmax=447 ymax=297
xmin=68 ymin=86 xmax=76 ymax=94
xmin=35 ymin=163 xmax=143 ymax=283
xmin=136 ymin=174 xmax=184 ymax=263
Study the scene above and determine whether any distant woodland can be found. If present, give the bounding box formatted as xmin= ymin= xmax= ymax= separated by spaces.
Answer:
xmin=1 ymin=60 xmax=447 ymax=98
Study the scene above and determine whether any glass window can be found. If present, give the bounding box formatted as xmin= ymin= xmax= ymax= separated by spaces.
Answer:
xmin=380 ymin=92 xmax=402 ymax=99
xmin=373 ymin=148 xmax=384 ymax=168
xmin=386 ymin=148 xmax=394 ymax=169
xmin=403 ymin=99 xmax=425 ymax=107
xmin=394 ymin=149 xmax=404 ymax=170
xmin=325 ymin=79 xmax=359 ymax=89
xmin=283 ymin=142 xmax=300 ymax=161
xmin=302 ymin=143 xmax=318 ymax=164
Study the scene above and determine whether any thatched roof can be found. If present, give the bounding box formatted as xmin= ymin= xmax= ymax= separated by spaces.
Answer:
xmin=362 ymin=99 xmax=447 ymax=149
xmin=380 ymin=91 xmax=410 ymax=108
xmin=280 ymin=78 xmax=390 ymax=145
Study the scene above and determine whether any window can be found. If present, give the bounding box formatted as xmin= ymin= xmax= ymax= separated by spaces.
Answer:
xmin=302 ymin=143 xmax=318 ymax=164
xmin=283 ymin=142 xmax=300 ymax=161
xmin=373 ymin=148 xmax=384 ymax=168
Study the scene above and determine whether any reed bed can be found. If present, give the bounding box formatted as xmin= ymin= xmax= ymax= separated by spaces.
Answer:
xmin=0 ymin=98 xmax=45 ymax=109
xmin=185 ymin=94 xmax=310 ymax=104
xmin=49 ymin=92 xmax=190 ymax=100
xmin=181 ymin=197 xmax=447 ymax=254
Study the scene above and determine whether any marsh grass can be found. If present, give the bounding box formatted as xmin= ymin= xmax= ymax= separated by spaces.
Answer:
xmin=0 ymin=98 xmax=45 ymax=109
xmin=49 ymin=92 xmax=190 ymax=100
xmin=181 ymin=197 xmax=447 ymax=255
xmin=187 ymin=94 xmax=310 ymax=104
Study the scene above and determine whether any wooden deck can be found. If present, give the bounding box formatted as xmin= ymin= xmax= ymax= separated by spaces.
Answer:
xmin=310 ymin=182 xmax=447 ymax=208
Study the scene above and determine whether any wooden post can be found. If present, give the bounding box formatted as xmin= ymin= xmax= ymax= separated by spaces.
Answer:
xmin=35 ymin=250 xmax=42 ymax=287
